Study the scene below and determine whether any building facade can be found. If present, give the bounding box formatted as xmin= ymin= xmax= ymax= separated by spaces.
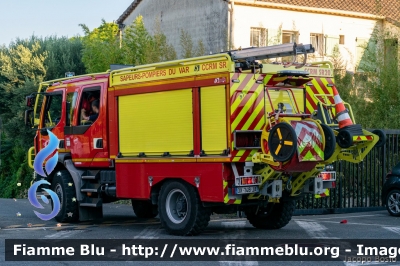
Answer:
xmin=117 ymin=0 xmax=228 ymax=58
xmin=116 ymin=0 xmax=399 ymax=71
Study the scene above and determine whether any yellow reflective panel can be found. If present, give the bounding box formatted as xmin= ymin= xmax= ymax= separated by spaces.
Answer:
xmin=277 ymin=128 xmax=282 ymax=140
xmin=275 ymin=144 xmax=282 ymax=155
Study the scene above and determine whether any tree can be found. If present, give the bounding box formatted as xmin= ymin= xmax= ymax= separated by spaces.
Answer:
xmin=145 ymin=18 xmax=177 ymax=63
xmin=0 ymin=40 xmax=47 ymax=128
xmin=80 ymin=20 xmax=123 ymax=73
xmin=330 ymin=27 xmax=400 ymax=129
xmin=40 ymin=36 xmax=86 ymax=80
xmin=180 ymin=29 xmax=194 ymax=58
xmin=122 ymin=15 xmax=153 ymax=66
xmin=195 ymin=40 xmax=206 ymax=57
xmin=79 ymin=16 xmax=177 ymax=69
xmin=180 ymin=29 xmax=207 ymax=58
xmin=0 ymin=39 xmax=47 ymax=197
xmin=0 ymin=35 xmax=86 ymax=198
xmin=329 ymin=44 xmax=355 ymax=101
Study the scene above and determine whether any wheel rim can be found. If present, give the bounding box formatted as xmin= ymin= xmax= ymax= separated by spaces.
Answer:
xmin=388 ymin=192 xmax=400 ymax=214
xmin=55 ymin=183 xmax=63 ymax=209
xmin=257 ymin=203 xmax=275 ymax=217
xmin=165 ymin=189 xmax=187 ymax=224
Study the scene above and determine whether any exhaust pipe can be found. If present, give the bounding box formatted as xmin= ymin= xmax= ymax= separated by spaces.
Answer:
xmin=103 ymin=184 xmax=116 ymax=197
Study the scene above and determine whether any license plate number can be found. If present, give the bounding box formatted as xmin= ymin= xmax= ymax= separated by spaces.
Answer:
xmin=235 ymin=186 xmax=259 ymax=194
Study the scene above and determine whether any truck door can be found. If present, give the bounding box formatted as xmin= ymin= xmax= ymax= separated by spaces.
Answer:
xmin=64 ymin=84 xmax=108 ymax=167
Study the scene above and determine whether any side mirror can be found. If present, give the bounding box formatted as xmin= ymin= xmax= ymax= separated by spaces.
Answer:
xmin=66 ymin=102 xmax=71 ymax=126
xmin=40 ymin=128 xmax=48 ymax=136
xmin=26 ymin=95 xmax=35 ymax=108
xmin=24 ymin=109 xmax=33 ymax=127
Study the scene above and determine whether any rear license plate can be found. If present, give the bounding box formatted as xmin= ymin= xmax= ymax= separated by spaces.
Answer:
xmin=235 ymin=186 xmax=259 ymax=194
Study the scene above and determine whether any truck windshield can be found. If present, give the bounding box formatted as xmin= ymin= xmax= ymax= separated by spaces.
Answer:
xmin=42 ymin=94 xmax=63 ymax=128
xmin=265 ymin=88 xmax=303 ymax=114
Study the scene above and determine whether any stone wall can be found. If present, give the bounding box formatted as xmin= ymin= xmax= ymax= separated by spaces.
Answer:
xmin=121 ymin=0 xmax=229 ymax=58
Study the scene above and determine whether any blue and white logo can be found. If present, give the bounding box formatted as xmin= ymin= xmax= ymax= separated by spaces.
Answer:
xmin=28 ymin=180 xmax=61 ymax=220
xmin=33 ymin=130 xmax=59 ymax=177
xmin=28 ymin=130 xmax=61 ymax=221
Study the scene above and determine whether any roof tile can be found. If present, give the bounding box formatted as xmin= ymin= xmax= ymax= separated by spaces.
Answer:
xmin=257 ymin=0 xmax=400 ymax=22
xmin=117 ymin=0 xmax=400 ymax=25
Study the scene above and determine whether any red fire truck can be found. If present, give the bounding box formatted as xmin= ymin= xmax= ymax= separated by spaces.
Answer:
xmin=25 ymin=43 xmax=383 ymax=235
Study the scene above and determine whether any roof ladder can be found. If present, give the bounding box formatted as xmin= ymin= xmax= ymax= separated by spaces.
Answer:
xmin=228 ymin=42 xmax=315 ymax=69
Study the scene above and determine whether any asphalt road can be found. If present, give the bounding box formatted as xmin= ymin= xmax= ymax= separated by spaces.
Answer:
xmin=1 ymin=198 xmax=399 ymax=266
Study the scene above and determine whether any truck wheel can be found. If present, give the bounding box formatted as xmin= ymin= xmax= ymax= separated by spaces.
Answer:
xmin=51 ymin=170 xmax=79 ymax=222
xmin=158 ymin=181 xmax=211 ymax=236
xmin=245 ymin=200 xmax=296 ymax=229
xmin=132 ymin=200 xmax=158 ymax=218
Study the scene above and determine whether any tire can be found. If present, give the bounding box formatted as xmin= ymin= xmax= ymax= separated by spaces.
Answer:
xmin=337 ymin=130 xmax=352 ymax=148
xmin=132 ymin=200 xmax=158 ymax=218
xmin=320 ymin=123 xmax=336 ymax=160
xmin=158 ymin=181 xmax=211 ymax=236
xmin=372 ymin=129 xmax=386 ymax=148
xmin=386 ymin=189 xmax=400 ymax=217
xmin=51 ymin=170 xmax=79 ymax=222
xmin=245 ymin=200 xmax=296 ymax=229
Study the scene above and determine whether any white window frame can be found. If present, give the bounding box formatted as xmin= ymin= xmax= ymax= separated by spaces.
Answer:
xmin=310 ymin=33 xmax=324 ymax=55
xmin=282 ymin=31 xmax=298 ymax=44
xmin=250 ymin=27 xmax=267 ymax=47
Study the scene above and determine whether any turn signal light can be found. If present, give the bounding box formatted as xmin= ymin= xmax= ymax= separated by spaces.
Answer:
xmin=236 ymin=176 xmax=262 ymax=186
xmin=318 ymin=171 xmax=336 ymax=181
xmin=241 ymin=176 xmax=261 ymax=185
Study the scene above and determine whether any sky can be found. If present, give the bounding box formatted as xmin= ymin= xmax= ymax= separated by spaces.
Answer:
xmin=0 ymin=0 xmax=134 ymax=46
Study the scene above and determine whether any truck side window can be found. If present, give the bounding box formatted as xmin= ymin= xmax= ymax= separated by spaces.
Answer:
xmin=66 ymin=92 xmax=78 ymax=126
xmin=43 ymin=93 xmax=63 ymax=128
xmin=79 ymin=87 xmax=101 ymax=125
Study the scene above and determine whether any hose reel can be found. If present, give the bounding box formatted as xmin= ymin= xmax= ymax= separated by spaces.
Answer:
xmin=267 ymin=122 xmax=297 ymax=162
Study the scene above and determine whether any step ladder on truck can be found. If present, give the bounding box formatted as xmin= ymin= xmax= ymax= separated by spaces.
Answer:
xmin=24 ymin=42 xmax=384 ymax=236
